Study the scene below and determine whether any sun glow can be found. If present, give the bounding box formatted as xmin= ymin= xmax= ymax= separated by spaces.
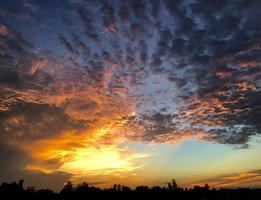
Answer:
xmin=24 ymin=126 xmax=148 ymax=180
xmin=59 ymin=145 xmax=147 ymax=176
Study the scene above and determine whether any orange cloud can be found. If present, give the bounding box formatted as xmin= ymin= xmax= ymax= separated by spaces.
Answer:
xmin=215 ymin=71 xmax=232 ymax=78
xmin=192 ymin=170 xmax=261 ymax=188
xmin=28 ymin=59 xmax=49 ymax=75
xmin=21 ymin=126 xmax=148 ymax=184
xmin=239 ymin=61 xmax=261 ymax=68
xmin=236 ymin=82 xmax=257 ymax=92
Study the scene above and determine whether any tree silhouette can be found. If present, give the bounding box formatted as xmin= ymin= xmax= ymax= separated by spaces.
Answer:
xmin=0 ymin=179 xmax=261 ymax=199
xmin=167 ymin=178 xmax=178 ymax=190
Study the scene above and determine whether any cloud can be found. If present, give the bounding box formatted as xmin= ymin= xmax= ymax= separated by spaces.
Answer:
xmin=28 ymin=59 xmax=49 ymax=75
xmin=68 ymin=0 xmax=85 ymax=5
xmin=21 ymin=0 xmax=39 ymax=12
xmin=77 ymin=7 xmax=100 ymax=42
xmin=0 ymin=103 xmax=87 ymax=143
xmin=1 ymin=0 xmax=260 ymax=147
xmin=0 ymin=142 xmax=28 ymax=176
xmin=117 ymin=6 xmax=130 ymax=23
xmin=59 ymin=36 xmax=76 ymax=54
xmin=0 ymin=7 xmax=30 ymax=21
xmin=0 ymin=142 xmax=71 ymax=191
xmin=193 ymin=169 xmax=261 ymax=188
xmin=0 ymin=0 xmax=261 ymax=188
xmin=99 ymin=1 xmax=117 ymax=33
xmin=0 ymin=22 xmax=8 ymax=36
xmin=72 ymin=34 xmax=91 ymax=58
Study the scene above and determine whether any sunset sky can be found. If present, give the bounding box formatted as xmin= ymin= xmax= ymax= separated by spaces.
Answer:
xmin=0 ymin=0 xmax=260 ymax=191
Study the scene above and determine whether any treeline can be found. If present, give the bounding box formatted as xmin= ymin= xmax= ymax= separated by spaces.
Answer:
xmin=1 ymin=179 xmax=261 ymax=199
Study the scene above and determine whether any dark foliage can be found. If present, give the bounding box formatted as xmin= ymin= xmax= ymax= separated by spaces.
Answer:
xmin=1 ymin=179 xmax=261 ymax=200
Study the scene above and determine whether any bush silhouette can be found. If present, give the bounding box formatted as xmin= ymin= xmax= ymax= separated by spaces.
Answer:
xmin=0 ymin=179 xmax=261 ymax=199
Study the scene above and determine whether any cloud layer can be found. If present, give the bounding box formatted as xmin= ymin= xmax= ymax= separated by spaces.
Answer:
xmin=0 ymin=0 xmax=260 ymax=187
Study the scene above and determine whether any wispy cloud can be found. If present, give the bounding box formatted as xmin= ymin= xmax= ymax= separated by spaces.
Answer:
xmin=193 ymin=169 xmax=261 ymax=188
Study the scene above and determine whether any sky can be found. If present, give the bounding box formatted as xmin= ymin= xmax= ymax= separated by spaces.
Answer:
xmin=0 ymin=0 xmax=260 ymax=191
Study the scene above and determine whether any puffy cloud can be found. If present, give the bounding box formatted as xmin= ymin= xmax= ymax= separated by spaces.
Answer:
xmin=1 ymin=0 xmax=260 ymax=147
xmin=59 ymin=36 xmax=76 ymax=54
xmin=0 ymin=22 xmax=8 ymax=36
xmin=0 ymin=0 xmax=261 ymax=188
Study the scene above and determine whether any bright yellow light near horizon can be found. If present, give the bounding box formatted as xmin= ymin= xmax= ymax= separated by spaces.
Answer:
xmin=24 ymin=125 xmax=148 ymax=179
xmin=59 ymin=145 xmax=147 ymax=176
xmin=57 ymin=126 xmax=147 ymax=176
